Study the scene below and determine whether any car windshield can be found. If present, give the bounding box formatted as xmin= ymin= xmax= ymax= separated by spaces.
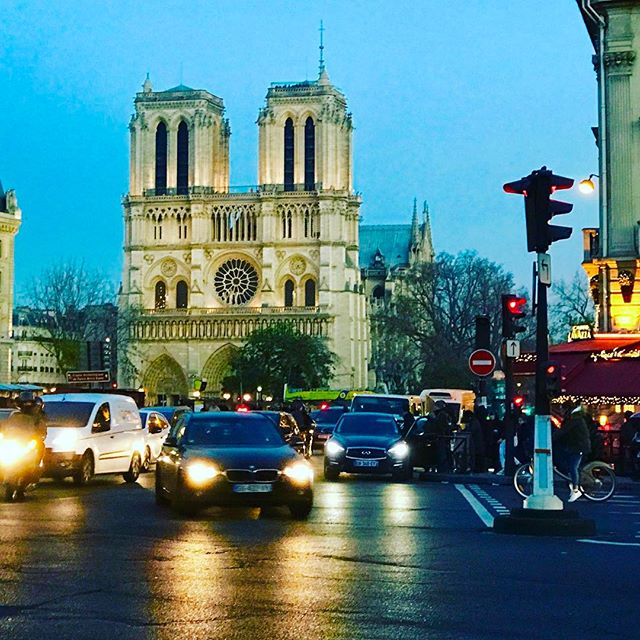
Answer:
xmin=351 ymin=396 xmax=409 ymax=415
xmin=43 ymin=402 xmax=95 ymax=428
xmin=311 ymin=408 xmax=344 ymax=424
xmin=184 ymin=417 xmax=285 ymax=447
xmin=336 ymin=414 xmax=399 ymax=436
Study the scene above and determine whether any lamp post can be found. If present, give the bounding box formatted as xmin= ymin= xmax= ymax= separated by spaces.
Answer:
xmin=578 ymin=174 xmax=599 ymax=194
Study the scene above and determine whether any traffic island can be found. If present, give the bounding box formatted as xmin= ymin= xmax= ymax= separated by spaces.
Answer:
xmin=493 ymin=508 xmax=596 ymax=537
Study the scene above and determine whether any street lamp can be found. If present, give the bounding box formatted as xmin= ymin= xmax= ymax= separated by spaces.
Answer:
xmin=579 ymin=173 xmax=599 ymax=194
xmin=243 ymin=393 xmax=252 ymax=402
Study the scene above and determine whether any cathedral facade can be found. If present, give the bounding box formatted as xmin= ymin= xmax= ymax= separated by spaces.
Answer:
xmin=0 ymin=183 xmax=21 ymax=384
xmin=120 ymin=69 xmax=368 ymax=404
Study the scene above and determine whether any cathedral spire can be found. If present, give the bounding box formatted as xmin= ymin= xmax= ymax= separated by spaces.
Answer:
xmin=411 ymin=197 xmax=419 ymax=242
xmin=142 ymin=72 xmax=153 ymax=93
xmin=319 ymin=20 xmax=325 ymax=74
xmin=423 ymin=200 xmax=435 ymax=259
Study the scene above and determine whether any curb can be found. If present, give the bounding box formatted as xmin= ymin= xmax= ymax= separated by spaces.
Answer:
xmin=418 ymin=472 xmax=512 ymax=486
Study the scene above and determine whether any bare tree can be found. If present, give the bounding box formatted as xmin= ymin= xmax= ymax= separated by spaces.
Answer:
xmin=549 ymin=270 xmax=594 ymax=344
xmin=381 ymin=251 xmax=517 ymax=388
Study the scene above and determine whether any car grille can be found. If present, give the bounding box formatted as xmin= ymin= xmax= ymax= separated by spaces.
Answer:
xmin=224 ymin=469 xmax=280 ymax=483
xmin=346 ymin=447 xmax=387 ymax=460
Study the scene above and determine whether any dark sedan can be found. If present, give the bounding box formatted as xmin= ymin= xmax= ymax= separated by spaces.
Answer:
xmin=310 ymin=406 xmax=347 ymax=448
xmin=155 ymin=412 xmax=314 ymax=518
xmin=146 ymin=405 xmax=192 ymax=428
xmin=323 ymin=412 xmax=412 ymax=482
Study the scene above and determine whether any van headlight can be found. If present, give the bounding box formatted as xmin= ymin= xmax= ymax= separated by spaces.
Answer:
xmin=388 ymin=442 xmax=409 ymax=458
xmin=325 ymin=440 xmax=345 ymax=457
xmin=52 ymin=430 xmax=77 ymax=452
xmin=185 ymin=461 xmax=220 ymax=486
xmin=283 ymin=461 xmax=314 ymax=485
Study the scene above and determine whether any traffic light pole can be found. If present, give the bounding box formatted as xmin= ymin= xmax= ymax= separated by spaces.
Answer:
xmin=526 ymin=261 xmax=563 ymax=510
xmin=503 ymin=345 xmax=515 ymax=476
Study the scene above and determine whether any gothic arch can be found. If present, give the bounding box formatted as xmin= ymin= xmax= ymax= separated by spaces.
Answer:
xmin=142 ymin=354 xmax=188 ymax=403
xmin=201 ymin=344 xmax=239 ymax=395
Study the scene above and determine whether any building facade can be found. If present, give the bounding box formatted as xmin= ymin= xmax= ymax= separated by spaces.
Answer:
xmin=0 ymin=182 xmax=21 ymax=384
xmin=581 ymin=0 xmax=640 ymax=332
xmin=120 ymin=70 xmax=368 ymax=404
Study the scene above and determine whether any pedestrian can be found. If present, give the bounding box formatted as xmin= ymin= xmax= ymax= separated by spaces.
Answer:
xmin=431 ymin=400 xmax=452 ymax=473
xmin=290 ymin=398 xmax=314 ymax=458
xmin=553 ymin=401 xmax=591 ymax=503
xmin=461 ymin=409 xmax=486 ymax=473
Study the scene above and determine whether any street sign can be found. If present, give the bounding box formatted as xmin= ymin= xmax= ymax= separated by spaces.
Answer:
xmin=538 ymin=253 xmax=551 ymax=286
xmin=505 ymin=339 xmax=521 ymax=358
xmin=468 ymin=349 xmax=496 ymax=377
xmin=66 ymin=370 xmax=110 ymax=383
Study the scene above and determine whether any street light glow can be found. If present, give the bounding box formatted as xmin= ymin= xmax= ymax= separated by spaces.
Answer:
xmin=578 ymin=174 xmax=598 ymax=194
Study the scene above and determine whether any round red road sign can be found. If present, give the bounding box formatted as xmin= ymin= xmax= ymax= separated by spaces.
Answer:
xmin=468 ymin=349 xmax=496 ymax=377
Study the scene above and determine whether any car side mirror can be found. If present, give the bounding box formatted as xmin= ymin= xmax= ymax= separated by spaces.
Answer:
xmin=164 ymin=435 xmax=177 ymax=448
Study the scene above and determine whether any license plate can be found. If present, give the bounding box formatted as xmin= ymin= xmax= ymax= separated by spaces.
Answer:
xmin=232 ymin=483 xmax=273 ymax=493
xmin=353 ymin=459 xmax=379 ymax=468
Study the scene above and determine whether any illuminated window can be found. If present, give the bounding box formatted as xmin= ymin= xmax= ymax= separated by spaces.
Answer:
xmin=155 ymin=281 xmax=167 ymax=309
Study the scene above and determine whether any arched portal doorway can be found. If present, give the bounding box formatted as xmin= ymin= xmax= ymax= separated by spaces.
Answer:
xmin=142 ymin=354 xmax=189 ymax=406
xmin=201 ymin=344 xmax=238 ymax=396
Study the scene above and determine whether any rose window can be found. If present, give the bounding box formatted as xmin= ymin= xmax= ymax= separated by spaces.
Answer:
xmin=214 ymin=259 xmax=259 ymax=305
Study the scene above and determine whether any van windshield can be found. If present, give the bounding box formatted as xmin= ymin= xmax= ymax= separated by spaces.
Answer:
xmin=44 ymin=402 xmax=95 ymax=428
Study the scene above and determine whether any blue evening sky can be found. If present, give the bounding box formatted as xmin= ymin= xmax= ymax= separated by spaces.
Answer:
xmin=1 ymin=0 xmax=597 ymax=297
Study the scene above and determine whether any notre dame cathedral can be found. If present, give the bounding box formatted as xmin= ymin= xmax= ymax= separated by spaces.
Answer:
xmin=120 ymin=65 xmax=371 ymax=403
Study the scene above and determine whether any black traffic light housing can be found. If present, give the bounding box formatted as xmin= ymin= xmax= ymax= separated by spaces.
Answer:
xmin=502 ymin=294 xmax=527 ymax=338
xmin=504 ymin=166 xmax=573 ymax=253
xmin=544 ymin=361 xmax=561 ymax=398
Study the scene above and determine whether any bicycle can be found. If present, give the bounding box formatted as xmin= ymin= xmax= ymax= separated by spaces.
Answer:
xmin=514 ymin=459 xmax=616 ymax=502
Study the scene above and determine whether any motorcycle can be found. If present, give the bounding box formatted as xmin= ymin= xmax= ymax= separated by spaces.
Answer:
xmin=0 ymin=433 xmax=42 ymax=501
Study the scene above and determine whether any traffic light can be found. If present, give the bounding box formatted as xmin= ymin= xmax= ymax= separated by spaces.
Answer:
xmin=504 ymin=166 xmax=573 ymax=253
xmin=544 ymin=361 xmax=561 ymax=398
xmin=502 ymin=294 xmax=527 ymax=338
xmin=512 ymin=395 xmax=525 ymax=410
xmin=100 ymin=339 xmax=112 ymax=371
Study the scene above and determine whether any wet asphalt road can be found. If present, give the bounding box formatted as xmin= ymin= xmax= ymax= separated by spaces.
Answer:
xmin=1 ymin=459 xmax=639 ymax=640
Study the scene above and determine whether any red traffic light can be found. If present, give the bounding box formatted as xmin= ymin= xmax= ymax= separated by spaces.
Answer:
xmin=506 ymin=296 xmax=526 ymax=316
xmin=546 ymin=364 xmax=557 ymax=375
xmin=513 ymin=395 xmax=525 ymax=408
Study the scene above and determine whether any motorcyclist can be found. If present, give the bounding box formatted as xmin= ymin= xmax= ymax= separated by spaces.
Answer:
xmin=2 ymin=391 xmax=47 ymax=464
xmin=290 ymin=398 xmax=315 ymax=458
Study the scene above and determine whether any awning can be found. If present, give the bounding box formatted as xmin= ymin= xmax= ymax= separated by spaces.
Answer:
xmin=0 ymin=384 xmax=43 ymax=392
xmin=515 ymin=335 xmax=640 ymax=401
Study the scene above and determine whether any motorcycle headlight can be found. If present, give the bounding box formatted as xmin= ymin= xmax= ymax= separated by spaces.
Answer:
xmin=283 ymin=461 xmax=314 ymax=485
xmin=388 ymin=442 xmax=409 ymax=458
xmin=52 ymin=430 xmax=77 ymax=452
xmin=185 ymin=461 xmax=220 ymax=486
xmin=325 ymin=440 xmax=345 ymax=457
xmin=0 ymin=439 xmax=29 ymax=467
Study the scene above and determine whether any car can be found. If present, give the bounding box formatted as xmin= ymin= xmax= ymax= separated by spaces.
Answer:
xmin=43 ymin=393 xmax=145 ymax=485
xmin=253 ymin=410 xmax=306 ymax=454
xmin=310 ymin=406 xmax=347 ymax=448
xmin=145 ymin=405 xmax=192 ymax=428
xmin=155 ymin=412 xmax=314 ymax=518
xmin=323 ymin=412 xmax=412 ymax=482
xmin=139 ymin=409 xmax=171 ymax=471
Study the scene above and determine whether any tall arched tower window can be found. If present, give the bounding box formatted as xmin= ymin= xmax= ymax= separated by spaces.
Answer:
xmin=284 ymin=279 xmax=294 ymax=307
xmin=304 ymin=279 xmax=316 ymax=307
xmin=155 ymin=122 xmax=167 ymax=195
xmin=304 ymin=117 xmax=315 ymax=191
xmin=155 ymin=281 xmax=167 ymax=309
xmin=176 ymin=280 xmax=188 ymax=309
xmin=284 ymin=118 xmax=294 ymax=192
xmin=177 ymin=121 xmax=189 ymax=195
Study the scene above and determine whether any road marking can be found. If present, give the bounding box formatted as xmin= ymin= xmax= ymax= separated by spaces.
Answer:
xmin=455 ymin=484 xmax=494 ymax=528
xmin=579 ymin=539 xmax=640 ymax=548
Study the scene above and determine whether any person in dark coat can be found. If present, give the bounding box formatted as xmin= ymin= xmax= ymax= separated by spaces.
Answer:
xmin=432 ymin=400 xmax=452 ymax=473
xmin=619 ymin=413 xmax=640 ymax=476
xmin=461 ymin=410 xmax=486 ymax=472
xmin=553 ymin=401 xmax=591 ymax=502
xmin=290 ymin=398 xmax=314 ymax=458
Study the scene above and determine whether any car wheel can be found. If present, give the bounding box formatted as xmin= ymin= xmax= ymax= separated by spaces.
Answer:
xmin=289 ymin=499 xmax=313 ymax=520
xmin=141 ymin=447 xmax=151 ymax=473
xmin=73 ymin=452 xmax=94 ymax=486
xmin=324 ymin=463 xmax=340 ymax=481
xmin=123 ymin=453 xmax=141 ymax=483
xmin=3 ymin=483 xmax=18 ymax=502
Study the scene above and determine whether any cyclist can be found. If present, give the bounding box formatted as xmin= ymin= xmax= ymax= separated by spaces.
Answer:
xmin=553 ymin=400 xmax=591 ymax=503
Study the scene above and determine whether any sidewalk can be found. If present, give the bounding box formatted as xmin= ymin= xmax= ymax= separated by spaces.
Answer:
xmin=418 ymin=470 xmax=640 ymax=489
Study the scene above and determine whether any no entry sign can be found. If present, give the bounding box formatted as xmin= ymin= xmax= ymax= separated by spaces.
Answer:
xmin=468 ymin=349 xmax=496 ymax=377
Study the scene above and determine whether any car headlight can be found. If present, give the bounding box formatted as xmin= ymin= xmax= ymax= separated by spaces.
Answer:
xmin=388 ymin=442 xmax=409 ymax=458
xmin=185 ymin=461 xmax=220 ymax=486
xmin=325 ymin=440 xmax=345 ymax=456
xmin=52 ymin=430 xmax=77 ymax=452
xmin=283 ymin=461 xmax=314 ymax=485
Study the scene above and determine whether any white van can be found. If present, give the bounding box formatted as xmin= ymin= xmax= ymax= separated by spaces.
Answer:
xmin=419 ymin=389 xmax=476 ymax=424
xmin=43 ymin=393 xmax=145 ymax=485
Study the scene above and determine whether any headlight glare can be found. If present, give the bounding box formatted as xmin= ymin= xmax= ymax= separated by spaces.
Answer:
xmin=388 ymin=441 xmax=409 ymax=458
xmin=52 ymin=430 xmax=77 ymax=452
xmin=325 ymin=440 xmax=345 ymax=456
xmin=185 ymin=461 xmax=220 ymax=485
xmin=283 ymin=461 xmax=314 ymax=485
xmin=0 ymin=440 xmax=29 ymax=466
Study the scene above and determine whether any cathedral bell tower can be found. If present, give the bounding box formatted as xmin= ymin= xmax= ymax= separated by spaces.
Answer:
xmin=257 ymin=67 xmax=353 ymax=192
